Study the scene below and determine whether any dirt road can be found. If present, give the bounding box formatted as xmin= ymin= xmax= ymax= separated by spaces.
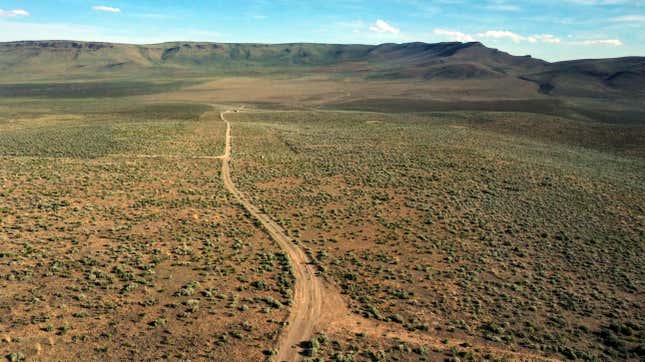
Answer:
xmin=219 ymin=110 xmax=345 ymax=361
xmin=216 ymin=109 xmax=558 ymax=362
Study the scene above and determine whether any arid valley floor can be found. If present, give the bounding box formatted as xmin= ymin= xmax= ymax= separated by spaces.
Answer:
xmin=0 ymin=41 xmax=643 ymax=361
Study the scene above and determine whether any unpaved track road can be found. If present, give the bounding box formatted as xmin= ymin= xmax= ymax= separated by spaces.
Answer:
xmin=217 ymin=109 xmax=557 ymax=362
xmin=219 ymin=110 xmax=346 ymax=361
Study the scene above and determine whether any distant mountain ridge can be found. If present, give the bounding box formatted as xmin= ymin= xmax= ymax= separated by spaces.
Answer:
xmin=521 ymin=57 xmax=645 ymax=97
xmin=0 ymin=40 xmax=643 ymax=97
xmin=0 ymin=40 xmax=538 ymax=71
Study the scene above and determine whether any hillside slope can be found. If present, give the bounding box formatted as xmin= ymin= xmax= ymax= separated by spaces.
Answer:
xmin=521 ymin=57 xmax=645 ymax=97
xmin=1 ymin=40 xmax=642 ymax=89
xmin=0 ymin=40 xmax=546 ymax=80
xmin=0 ymin=40 xmax=643 ymax=123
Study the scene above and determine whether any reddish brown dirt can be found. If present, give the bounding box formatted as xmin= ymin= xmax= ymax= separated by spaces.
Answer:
xmin=218 ymin=109 xmax=560 ymax=362
xmin=220 ymin=110 xmax=348 ymax=361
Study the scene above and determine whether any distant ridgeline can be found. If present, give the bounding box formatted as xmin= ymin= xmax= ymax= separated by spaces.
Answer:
xmin=0 ymin=40 xmax=643 ymax=96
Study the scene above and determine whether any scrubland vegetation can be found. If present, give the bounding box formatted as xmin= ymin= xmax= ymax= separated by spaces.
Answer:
xmin=0 ymin=34 xmax=643 ymax=362
xmin=0 ymin=74 xmax=642 ymax=361
xmin=228 ymin=110 xmax=644 ymax=361
xmin=0 ymin=101 xmax=293 ymax=361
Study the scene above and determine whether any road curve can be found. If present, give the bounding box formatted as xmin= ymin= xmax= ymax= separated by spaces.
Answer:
xmin=219 ymin=110 xmax=341 ymax=361
xmin=216 ymin=109 xmax=560 ymax=362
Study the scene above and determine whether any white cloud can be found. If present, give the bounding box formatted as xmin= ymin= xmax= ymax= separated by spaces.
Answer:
xmin=486 ymin=4 xmax=520 ymax=11
xmin=433 ymin=29 xmax=475 ymax=42
xmin=0 ymin=20 xmax=103 ymax=42
xmin=611 ymin=15 xmax=645 ymax=22
xmin=92 ymin=6 xmax=121 ymax=13
xmin=528 ymin=34 xmax=561 ymax=44
xmin=579 ymin=39 xmax=623 ymax=46
xmin=476 ymin=30 xmax=562 ymax=44
xmin=564 ymin=0 xmax=628 ymax=4
xmin=431 ymin=27 xmax=624 ymax=49
xmin=473 ymin=30 xmax=620 ymax=47
xmin=433 ymin=28 xmax=566 ymax=45
xmin=369 ymin=19 xmax=400 ymax=34
xmin=477 ymin=30 xmax=525 ymax=43
xmin=0 ymin=9 xmax=29 ymax=17
xmin=0 ymin=19 xmax=223 ymax=44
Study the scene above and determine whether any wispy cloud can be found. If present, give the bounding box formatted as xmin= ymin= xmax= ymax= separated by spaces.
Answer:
xmin=0 ymin=9 xmax=29 ymax=17
xmin=486 ymin=4 xmax=520 ymax=12
xmin=0 ymin=20 xmax=102 ymax=42
xmin=433 ymin=28 xmax=475 ymax=42
xmin=563 ymin=0 xmax=629 ymax=4
xmin=435 ymin=28 xmax=605 ymax=46
xmin=611 ymin=15 xmax=645 ymax=22
xmin=477 ymin=30 xmax=525 ymax=43
xmin=528 ymin=34 xmax=561 ymax=44
xmin=468 ymin=30 xmax=562 ymax=44
xmin=369 ymin=19 xmax=400 ymax=34
xmin=578 ymin=39 xmax=623 ymax=46
xmin=0 ymin=19 xmax=222 ymax=44
xmin=92 ymin=5 xmax=121 ymax=13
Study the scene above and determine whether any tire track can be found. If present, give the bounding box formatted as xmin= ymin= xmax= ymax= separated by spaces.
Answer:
xmin=219 ymin=110 xmax=346 ymax=361
xmin=217 ymin=108 xmax=557 ymax=362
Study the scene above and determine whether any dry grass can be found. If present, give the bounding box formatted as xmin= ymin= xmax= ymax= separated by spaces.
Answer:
xmin=228 ymin=110 xmax=644 ymax=361
xmin=0 ymin=75 xmax=643 ymax=361
xmin=0 ymin=102 xmax=292 ymax=361
xmin=139 ymin=76 xmax=541 ymax=108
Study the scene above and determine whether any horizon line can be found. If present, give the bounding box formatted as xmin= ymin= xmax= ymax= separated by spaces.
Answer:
xmin=1 ymin=39 xmax=643 ymax=62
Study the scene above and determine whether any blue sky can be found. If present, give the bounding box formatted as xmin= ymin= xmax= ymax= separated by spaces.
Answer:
xmin=0 ymin=0 xmax=643 ymax=61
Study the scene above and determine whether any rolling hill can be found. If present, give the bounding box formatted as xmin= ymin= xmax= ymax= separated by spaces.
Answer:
xmin=521 ymin=57 xmax=645 ymax=97
xmin=0 ymin=40 xmax=545 ymax=79
xmin=1 ymin=40 xmax=642 ymax=90
xmin=0 ymin=40 xmax=643 ymax=123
